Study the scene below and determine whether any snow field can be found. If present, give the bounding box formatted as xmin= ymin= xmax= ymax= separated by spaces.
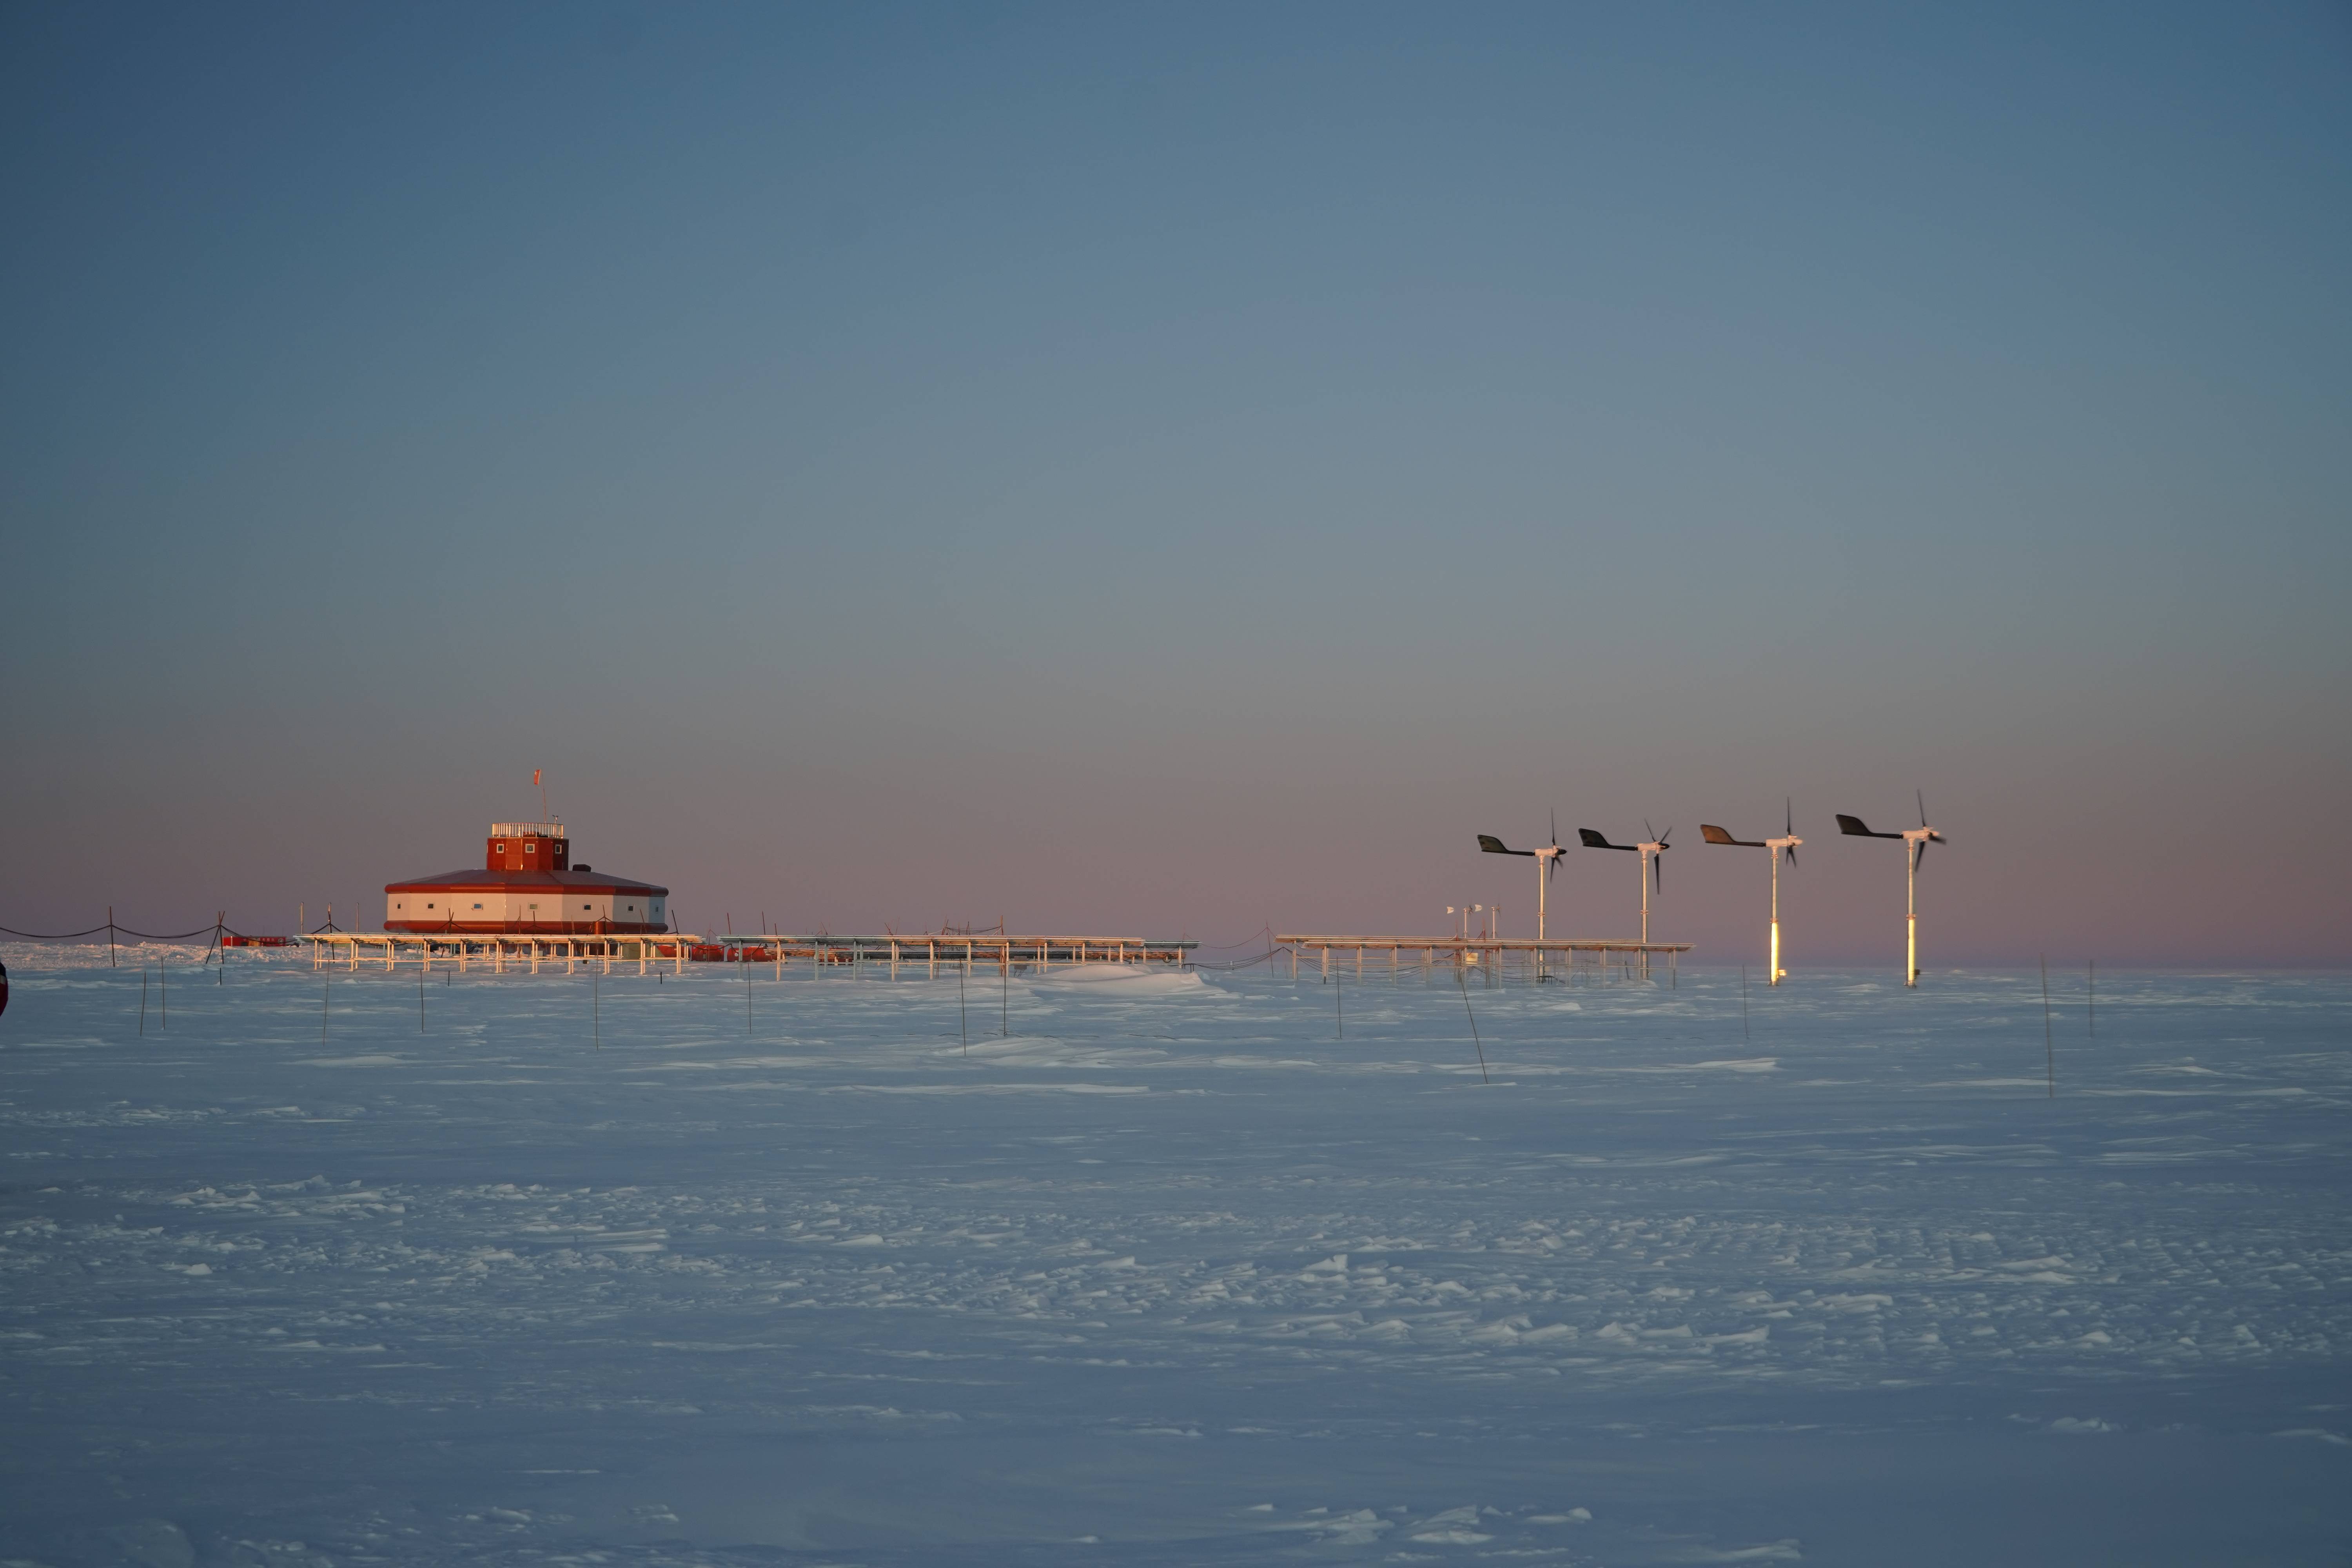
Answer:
xmin=2 ymin=949 xmax=2348 ymax=1564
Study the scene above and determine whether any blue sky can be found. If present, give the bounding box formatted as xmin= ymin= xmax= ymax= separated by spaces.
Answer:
xmin=4 ymin=2 xmax=2347 ymax=962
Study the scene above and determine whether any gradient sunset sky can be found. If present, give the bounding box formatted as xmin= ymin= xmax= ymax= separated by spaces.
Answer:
xmin=4 ymin=2 xmax=2347 ymax=965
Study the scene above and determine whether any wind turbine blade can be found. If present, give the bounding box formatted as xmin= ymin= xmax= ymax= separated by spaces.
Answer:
xmin=1653 ymin=854 xmax=1663 ymax=893
xmin=1786 ymin=797 xmax=1793 ymax=837
xmin=1660 ymin=826 xmax=1673 ymax=845
xmin=1918 ymin=789 xmax=1927 ymax=827
xmin=1914 ymin=839 xmax=1928 ymax=873
xmin=1785 ymin=845 xmax=1798 ymax=869
xmin=1644 ymin=819 xmax=1657 ymax=841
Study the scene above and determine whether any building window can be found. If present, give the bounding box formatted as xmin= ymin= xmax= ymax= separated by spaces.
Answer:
xmin=425 ymin=903 xmax=435 ymax=909
xmin=472 ymin=903 xmax=483 ymax=910
xmin=526 ymin=843 xmax=536 ymax=853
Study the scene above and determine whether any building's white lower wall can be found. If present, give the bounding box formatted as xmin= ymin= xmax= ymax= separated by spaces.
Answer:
xmin=386 ymin=891 xmax=666 ymax=928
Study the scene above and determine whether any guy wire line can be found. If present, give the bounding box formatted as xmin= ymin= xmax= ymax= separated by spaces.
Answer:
xmin=0 ymin=919 xmax=244 ymax=942
xmin=1455 ymin=966 xmax=1488 ymax=1085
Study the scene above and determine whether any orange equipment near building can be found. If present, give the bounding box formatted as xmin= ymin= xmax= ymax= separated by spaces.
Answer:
xmin=383 ymin=822 xmax=668 ymax=935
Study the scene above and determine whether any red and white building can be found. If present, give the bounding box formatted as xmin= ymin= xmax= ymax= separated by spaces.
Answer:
xmin=384 ymin=822 xmax=668 ymax=935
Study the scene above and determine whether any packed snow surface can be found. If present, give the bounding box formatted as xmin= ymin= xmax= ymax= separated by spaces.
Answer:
xmin=2 ymin=947 xmax=2348 ymax=1565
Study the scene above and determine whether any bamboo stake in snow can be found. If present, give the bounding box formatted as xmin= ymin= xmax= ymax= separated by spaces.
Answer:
xmin=2042 ymin=956 xmax=2055 ymax=1099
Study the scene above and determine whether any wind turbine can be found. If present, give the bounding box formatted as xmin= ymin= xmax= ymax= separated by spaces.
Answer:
xmin=1479 ymin=813 xmax=1569 ymax=979
xmin=1837 ymin=791 xmax=1945 ymax=986
xmin=1579 ymin=822 xmax=1671 ymax=947
xmin=1477 ymin=813 xmax=1570 ymax=941
xmin=1700 ymin=800 xmax=1802 ymax=985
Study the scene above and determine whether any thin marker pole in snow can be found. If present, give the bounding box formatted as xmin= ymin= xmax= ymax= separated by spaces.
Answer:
xmin=2042 ymin=955 xmax=2055 ymax=1098
xmin=1456 ymin=968 xmax=1488 ymax=1084
xmin=1001 ymin=949 xmax=1008 ymax=1037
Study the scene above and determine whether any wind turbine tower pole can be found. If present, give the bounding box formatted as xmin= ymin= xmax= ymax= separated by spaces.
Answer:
xmin=1771 ymin=846 xmax=1783 ymax=986
xmin=1907 ymin=842 xmax=1918 ymax=987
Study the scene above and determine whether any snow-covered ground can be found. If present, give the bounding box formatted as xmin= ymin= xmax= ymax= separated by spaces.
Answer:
xmin=3 ymin=946 xmax=2348 ymax=1566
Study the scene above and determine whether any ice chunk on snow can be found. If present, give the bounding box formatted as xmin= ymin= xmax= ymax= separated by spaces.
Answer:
xmin=1667 ymin=1541 xmax=1803 ymax=1562
xmin=1407 ymin=1505 xmax=1494 ymax=1543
